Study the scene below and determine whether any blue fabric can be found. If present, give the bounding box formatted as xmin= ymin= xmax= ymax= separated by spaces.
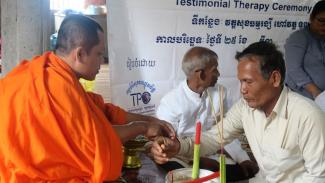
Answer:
xmin=284 ymin=26 xmax=325 ymax=99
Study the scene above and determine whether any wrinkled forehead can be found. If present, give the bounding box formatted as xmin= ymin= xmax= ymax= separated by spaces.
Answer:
xmin=205 ymin=58 xmax=219 ymax=69
xmin=238 ymin=56 xmax=262 ymax=73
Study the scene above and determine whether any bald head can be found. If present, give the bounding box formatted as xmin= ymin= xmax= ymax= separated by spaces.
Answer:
xmin=55 ymin=14 xmax=103 ymax=56
xmin=182 ymin=47 xmax=219 ymax=78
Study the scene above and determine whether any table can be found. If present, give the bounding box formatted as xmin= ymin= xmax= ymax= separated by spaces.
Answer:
xmin=105 ymin=153 xmax=166 ymax=183
xmin=122 ymin=153 xmax=166 ymax=183
xmin=107 ymin=153 xmax=257 ymax=183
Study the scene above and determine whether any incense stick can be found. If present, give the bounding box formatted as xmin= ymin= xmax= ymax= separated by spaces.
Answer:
xmin=206 ymin=89 xmax=223 ymax=144
xmin=219 ymin=86 xmax=224 ymax=153
xmin=218 ymin=86 xmax=226 ymax=183
xmin=207 ymin=86 xmax=226 ymax=183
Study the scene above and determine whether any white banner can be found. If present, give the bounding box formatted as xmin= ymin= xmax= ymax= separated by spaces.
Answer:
xmin=107 ymin=0 xmax=316 ymax=115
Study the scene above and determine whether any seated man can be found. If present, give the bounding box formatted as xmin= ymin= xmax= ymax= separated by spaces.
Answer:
xmin=0 ymin=15 xmax=174 ymax=182
xmin=156 ymin=46 xmax=258 ymax=181
xmin=151 ymin=42 xmax=325 ymax=182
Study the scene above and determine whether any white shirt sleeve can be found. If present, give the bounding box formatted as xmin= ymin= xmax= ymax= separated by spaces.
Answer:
xmin=178 ymin=125 xmax=221 ymax=158
xmin=299 ymin=109 xmax=325 ymax=182
xmin=156 ymin=97 xmax=179 ymax=132
xmin=178 ymin=100 xmax=245 ymax=159
xmin=224 ymin=139 xmax=250 ymax=163
xmin=315 ymin=91 xmax=325 ymax=112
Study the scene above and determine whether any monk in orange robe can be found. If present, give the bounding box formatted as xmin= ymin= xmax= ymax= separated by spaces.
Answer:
xmin=0 ymin=15 xmax=174 ymax=183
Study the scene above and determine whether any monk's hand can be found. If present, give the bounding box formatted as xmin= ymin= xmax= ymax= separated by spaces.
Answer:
xmin=146 ymin=119 xmax=176 ymax=140
xmin=239 ymin=160 xmax=259 ymax=178
xmin=153 ymin=119 xmax=176 ymax=139
xmin=150 ymin=136 xmax=180 ymax=164
xmin=125 ymin=112 xmax=175 ymax=139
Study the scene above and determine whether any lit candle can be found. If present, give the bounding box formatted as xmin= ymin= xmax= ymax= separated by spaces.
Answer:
xmin=192 ymin=122 xmax=201 ymax=179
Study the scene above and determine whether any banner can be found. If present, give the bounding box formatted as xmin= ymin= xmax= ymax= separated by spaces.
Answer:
xmin=107 ymin=0 xmax=316 ymax=115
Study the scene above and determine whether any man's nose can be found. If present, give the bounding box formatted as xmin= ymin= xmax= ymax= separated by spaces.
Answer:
xmin=240 ymin=83 xmax=247 ymax=94
xmin=216 ymin=70 xmax=220 ymax=77
xmin=100 ymin=56 xmax=106 ymax=64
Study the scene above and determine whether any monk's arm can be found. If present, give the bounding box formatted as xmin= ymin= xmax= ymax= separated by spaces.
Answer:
xmin=125 ymin=112 xmax=157 ymax=123
xmin=113 ymin=121 xmax=148 ymax=143
xmin=112 ymin=113 xmax=175 ymax=143
xmin=86 ymin=92 xmax=175 ymax=138
xmin=126 ymin=112 xmax=175 ymax=139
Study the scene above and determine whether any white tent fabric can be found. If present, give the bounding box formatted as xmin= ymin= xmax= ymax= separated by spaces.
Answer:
xmin=106 ymin=0 xmax=317 ymax=116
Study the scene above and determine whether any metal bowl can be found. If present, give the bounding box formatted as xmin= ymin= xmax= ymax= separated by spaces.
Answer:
xmin=123 ymin=152 xmax=141 ymax=168
xmin=124 ymin=139 xmax=148 ymax=149
xmin=123 ymin=138 xmax=148 ymax=168
xmin=165 ymin=168 xmax=219 ymax=183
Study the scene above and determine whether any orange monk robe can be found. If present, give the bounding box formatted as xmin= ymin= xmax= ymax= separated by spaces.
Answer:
xmin=0 ymin=52 xmax=126 ymax=182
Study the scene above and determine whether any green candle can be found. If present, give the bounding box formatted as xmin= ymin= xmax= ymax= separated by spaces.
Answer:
xmin=192 ymin=122 xmax=201 ymax=179
xmin=219 ymin=154 xmax=226 ymax=183
xmin=192 ymin=144 xmax=200 ymax=179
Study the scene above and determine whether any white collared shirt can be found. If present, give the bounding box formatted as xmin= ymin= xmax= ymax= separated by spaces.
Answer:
xmin=156 ymin=80 xmax=226 ymax=137
xmin=179 ymin=87 xmax=325 ymax=182
xmin=157 ymin=80 xmax=249 ymax=163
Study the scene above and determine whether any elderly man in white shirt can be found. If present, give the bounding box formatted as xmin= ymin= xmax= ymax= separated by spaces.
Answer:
xmin=156 ymin=47 xmax=258 ymax=181
xmin=151 ymin=42 xmax=325 ymax=183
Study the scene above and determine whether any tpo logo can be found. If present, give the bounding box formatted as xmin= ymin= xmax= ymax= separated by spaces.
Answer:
xmin=130 ymin=91 xmax=151 ymax=106
xmin=126 ymin=80 xmax=156 ymax=106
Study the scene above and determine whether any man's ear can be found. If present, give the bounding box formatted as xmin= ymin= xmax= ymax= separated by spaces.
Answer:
xmin=75 ymin=47 xmax=85 ymax=63
xmin=270 ymin=70 xmax=281 ymax=87
xmin=200 ymin=69 xmax=207 ymax=81
xmin=194 ymin=69 xmax=205 ymax=81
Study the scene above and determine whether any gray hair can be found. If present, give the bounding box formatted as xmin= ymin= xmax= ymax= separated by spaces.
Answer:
xmin=182 ymin=47 xmax=218 ymax=78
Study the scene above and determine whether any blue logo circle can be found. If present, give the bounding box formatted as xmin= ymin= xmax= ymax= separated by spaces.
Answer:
xmin=141 ymin=92 xmax=151 ymax=104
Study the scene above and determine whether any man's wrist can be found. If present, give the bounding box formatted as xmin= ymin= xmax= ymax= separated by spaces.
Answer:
xmin=304 ymin=83 xmax=321 ymax=99
xmin=131 ymin=121 xmax=148 ymax=135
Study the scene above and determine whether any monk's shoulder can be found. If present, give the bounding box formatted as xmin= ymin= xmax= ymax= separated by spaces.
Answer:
xmin=45 ymin=66 xmax=83 ymax=103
